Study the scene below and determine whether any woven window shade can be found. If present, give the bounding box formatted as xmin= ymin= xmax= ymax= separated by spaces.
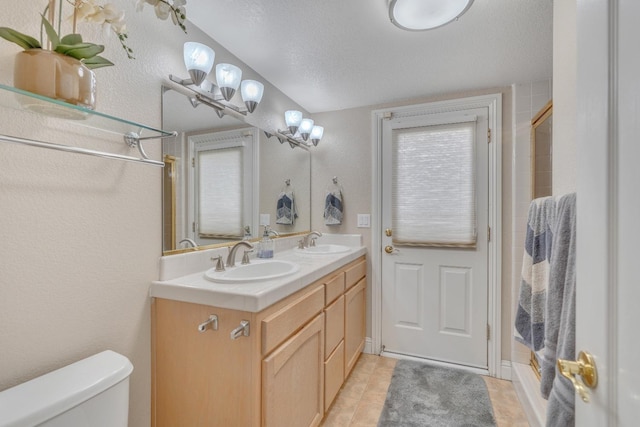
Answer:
xmin=392 ymin=121 xmax=477 ymax=247
xmin=198 ymin=146 xmax=243 ymax=238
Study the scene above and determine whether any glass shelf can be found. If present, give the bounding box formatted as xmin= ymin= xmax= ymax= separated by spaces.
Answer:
xmin=0 ymin=83 xmax=173 ymax=138
xmin=0 ymin=84 xmax=177 ymax=167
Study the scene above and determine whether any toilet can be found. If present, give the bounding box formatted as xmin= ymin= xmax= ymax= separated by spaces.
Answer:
xmin=0 ymin=350 xmax=133 ymax=427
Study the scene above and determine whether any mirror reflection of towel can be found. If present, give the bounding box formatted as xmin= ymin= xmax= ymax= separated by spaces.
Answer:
xmin=276 ymin=191 xmax=297 ymax=225
xmin=324 ymin=189 xmax=343 ymax=225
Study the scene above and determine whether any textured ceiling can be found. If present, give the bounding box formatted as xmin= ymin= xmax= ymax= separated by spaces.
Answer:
xmin=187 ymin=0 xmax=553 ymax=113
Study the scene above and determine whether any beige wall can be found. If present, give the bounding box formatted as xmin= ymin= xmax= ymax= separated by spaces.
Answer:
xmin=311 ymin=87 xmax=515 ymax=361
xmin=553 ymin=0 xmax=577 ymax=194
xmin=0 ymin=3 xmax=306 ymax=426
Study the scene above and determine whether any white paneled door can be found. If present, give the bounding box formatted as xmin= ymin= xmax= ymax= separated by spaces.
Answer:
xmin=381 ymin=108 xmax=490 ymax=369
xmin=573 ymin=0 xmax=640 ymax=424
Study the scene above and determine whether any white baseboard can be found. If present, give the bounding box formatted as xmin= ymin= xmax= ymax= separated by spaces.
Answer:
xmin=364 ymin=337 xmax=373 ymax=354
xmin=500 ymin=360 xmax=512 ymax=380
xmin=512 ymin=362 xmax=547 ymax=427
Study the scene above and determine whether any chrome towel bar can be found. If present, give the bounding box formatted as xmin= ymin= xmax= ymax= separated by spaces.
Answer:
xmin=0 ymin=132 xmax=169 ymax=167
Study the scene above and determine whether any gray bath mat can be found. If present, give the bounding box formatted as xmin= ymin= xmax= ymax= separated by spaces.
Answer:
xmin=378 ymin=359 xmax=496 ymax=427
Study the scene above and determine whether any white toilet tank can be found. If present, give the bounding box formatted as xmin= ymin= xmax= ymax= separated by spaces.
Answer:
xmin=0 ymin=350 xmax=133 ymax=427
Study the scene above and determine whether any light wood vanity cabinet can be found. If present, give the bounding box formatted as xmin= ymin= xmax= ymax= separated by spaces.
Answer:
xmin=152 ymin=255 xmax=366 ymax=427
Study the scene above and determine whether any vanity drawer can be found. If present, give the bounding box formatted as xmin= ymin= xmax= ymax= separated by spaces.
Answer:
xmin=345 ymin=259 xmax=366 ymax=291
xmin=324 ymin=295 xmax=345 ymax=358
xmin=324 ymin=272 xmax=345 ymax=305
xmin=324 ymin=340 xmax=345 ymax=413
xmin=261 ymin=285 xmax=324 ymax=355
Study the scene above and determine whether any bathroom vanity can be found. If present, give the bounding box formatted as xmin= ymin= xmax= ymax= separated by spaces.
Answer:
xmin=150 ymin=243 xmax=366 ymax=427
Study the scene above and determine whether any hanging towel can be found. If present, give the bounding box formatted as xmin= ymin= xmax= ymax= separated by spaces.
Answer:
xmin=324 ymin=189 xmax=343 ymax=225
xmin=276 ymin=191 xmax=297 ymax=225
xmin=514 ymin=196 xmax=558 ymax=355
xmin=541 ymin=193 xmax=577 ymax=426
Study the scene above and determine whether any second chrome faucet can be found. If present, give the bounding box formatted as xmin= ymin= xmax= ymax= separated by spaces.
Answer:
xmin=299 ymin=231 xmax=322 ymax=249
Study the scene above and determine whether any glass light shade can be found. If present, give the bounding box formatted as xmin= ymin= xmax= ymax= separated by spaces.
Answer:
xmin=389 ymin=0 xmax=473 ymax=31
xmin=310 ymin=125 xmax=324 ymax=146
xmin=216 ymin=63 xmax=242 ymax=101
xmin=298 ymin=118 xmax=314 ymax=141
xmin=240 ymin=80 xmax=264 ymax=113
xmin=183 ymin=42 xmax=215 ymax=86
xmin=285 ymin=110 xmax=303 ymax=135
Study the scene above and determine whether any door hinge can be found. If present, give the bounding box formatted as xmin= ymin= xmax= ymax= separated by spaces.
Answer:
xmin=487 ymin=226 xmax=491 ymax=242
xmin=487 ymin=324 xmax=490 ymax=340
xmin=487 ymin=128 xmax=492 ymax=143
xmin=192 ymin=222 xmax=196 ymax=232
xmin=192 ymin=157 xmax=195 ymax=167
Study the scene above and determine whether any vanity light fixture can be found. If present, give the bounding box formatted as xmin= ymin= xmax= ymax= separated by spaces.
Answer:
xmin=298 ymin=118 xmax=314 ymax=141
xmin=310 ymin=125 xmax=324 ymax=146
xmin=274 ymin=113 xmax=324 ymax=149
xmin=284 ymin=110 xmax=303 ymax=135
xmin=389 ymin=0 xmax=474 ymax=31
xmin=183 ymin=42 xmax=215 ymax=86
xmin=216 ymin=63 xmax=242 ymax=101
xmin=240 ymin=80 xmax=264 ymax=113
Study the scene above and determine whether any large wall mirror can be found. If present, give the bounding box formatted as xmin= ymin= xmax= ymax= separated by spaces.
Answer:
xmin=161 ymin=87 xmax=311 ymax=254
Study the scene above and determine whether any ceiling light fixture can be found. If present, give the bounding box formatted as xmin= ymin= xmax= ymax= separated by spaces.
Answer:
xmin=389 ymin=0 xmax=474 ymax=31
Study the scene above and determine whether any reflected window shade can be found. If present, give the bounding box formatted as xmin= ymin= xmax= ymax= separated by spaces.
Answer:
xmin=198 ymin=147 xmax=243 ymax=238
xmin=392 ymin=121 xmax=476 ymax=247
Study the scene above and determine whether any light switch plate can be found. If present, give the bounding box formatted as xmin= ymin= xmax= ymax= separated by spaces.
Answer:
xmin=357 ymin=214 xmax=370 ymax=228
xmin=260 ymin=214 xmax=270 ymax=226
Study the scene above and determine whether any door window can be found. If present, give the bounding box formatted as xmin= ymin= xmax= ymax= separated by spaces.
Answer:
xmin=392 ymin=120 xmax=477 ymax=247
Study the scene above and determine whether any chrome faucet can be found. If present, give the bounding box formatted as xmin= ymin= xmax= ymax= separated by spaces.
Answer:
xmin=179 ymin=238 xmax=197 ymax=248
xmin=226 ymin=241 xmax=254 ymax=268
xmin=267 ymin=227 xmax=279 ymax=237
xmin=302 ymin=231 xmax=322 ymax=248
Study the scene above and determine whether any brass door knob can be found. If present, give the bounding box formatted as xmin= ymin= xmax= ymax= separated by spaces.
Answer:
xmin=385 ymin=228 xmax=392 ymax=237
xmin=557 ymin=350 xmax=598 ymax=402
xmin=385 ymin=245 xmax=395 ymax=254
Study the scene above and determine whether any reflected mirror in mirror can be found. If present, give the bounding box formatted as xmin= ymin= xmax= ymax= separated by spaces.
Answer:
xmin=531 ymin=101 xmax=552 ymax=199
xmin=161 ymin=86 xmax=311 ymax=254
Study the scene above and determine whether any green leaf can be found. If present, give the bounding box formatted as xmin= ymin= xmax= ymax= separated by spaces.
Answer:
xmin=40 ymin=14 xmax=59 ymax=50
xmin=82 ymin=55 xmax=114 ymax=70
xmin=60 ymin=33 xmax=83 ymax=45
xmin=0 ymin=27 xmax=41 ymax=49
xmin=56 ymin=43 xmax=105 ymax=60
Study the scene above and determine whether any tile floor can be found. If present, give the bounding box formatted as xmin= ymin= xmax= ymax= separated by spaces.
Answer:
xmin=320 ymin=354 xmax=529 ymax=427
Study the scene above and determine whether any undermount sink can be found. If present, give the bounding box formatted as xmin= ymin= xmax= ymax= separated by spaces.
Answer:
xmin=204 ymin=260 xmax=299 ymax=283
xmin=294 ymin=244 xmax=351 ymax=255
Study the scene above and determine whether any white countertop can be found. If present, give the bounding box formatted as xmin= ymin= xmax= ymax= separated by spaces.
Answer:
xmin=151 ymin=235 xmax=366 ymax=312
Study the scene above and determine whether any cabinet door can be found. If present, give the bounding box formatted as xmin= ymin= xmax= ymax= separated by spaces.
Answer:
xmin=262 ymin=313 xmax=325 ymax=427
xmin=344 ymin=278 xmax=366 ymax=378
xmin=153 ymin=299 xmax=254 ymax=427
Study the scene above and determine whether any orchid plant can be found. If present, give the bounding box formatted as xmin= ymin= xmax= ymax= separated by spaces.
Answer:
xmin=0 ymin=0 xmax=187 ymax=69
